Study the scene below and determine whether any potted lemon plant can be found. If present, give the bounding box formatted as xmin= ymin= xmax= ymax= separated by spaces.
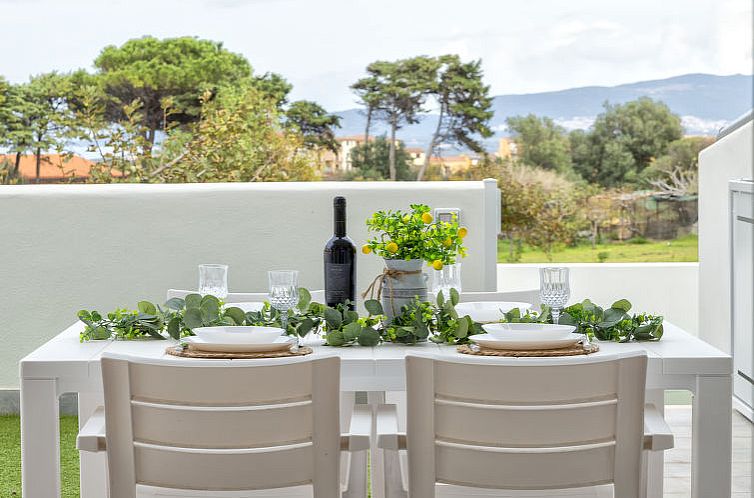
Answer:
xmin=362 ymin=204 xmax=467 ymax=320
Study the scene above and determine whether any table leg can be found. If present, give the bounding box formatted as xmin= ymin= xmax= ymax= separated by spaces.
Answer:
xmin=367 ymin=391 xmax=386 ymax=498
xmin=692 ymin=375 xmax=732 ymax=498
xmin=21 ymin=378 xmax=61 ymax=498
xmin=78 ymin=392 xmax=108 ymax=498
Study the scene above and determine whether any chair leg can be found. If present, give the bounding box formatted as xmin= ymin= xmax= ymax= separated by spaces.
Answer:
xmin=342 ymin=450 xmax=368 ymax=498
xmin=382 ymin=449 xmax=408 ymax=498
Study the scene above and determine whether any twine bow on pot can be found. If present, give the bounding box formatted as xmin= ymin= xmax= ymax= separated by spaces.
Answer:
xmin=362 ymin=267 xmax=423 ymax=317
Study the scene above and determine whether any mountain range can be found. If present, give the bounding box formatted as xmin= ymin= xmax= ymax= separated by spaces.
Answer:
xmin=333 ymin=73 xmax=753 ymax=152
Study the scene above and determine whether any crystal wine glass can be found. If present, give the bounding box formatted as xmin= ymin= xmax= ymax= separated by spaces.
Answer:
xmin=431 ymin=262 xmax=462 ymax=301
xmin=539 ymin=267 xmax=570 ymax=324
xmin=198 ymin=264 xmax=228 ymax=299
xmin=268 ymin=270 xmax=299 ymax=336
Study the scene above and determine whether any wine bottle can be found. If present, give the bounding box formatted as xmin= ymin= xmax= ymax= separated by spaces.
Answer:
xmin=324 ymin=196 xmax=356 ymax=309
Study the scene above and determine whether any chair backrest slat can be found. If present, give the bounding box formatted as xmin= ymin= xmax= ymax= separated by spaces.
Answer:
xmin=101 ymin=354 xmax=340 ymax=496
xmin=406 ymin=353 xmax=647 ymax=494
xmin=458 ymin=289 xmax=541 ymax=307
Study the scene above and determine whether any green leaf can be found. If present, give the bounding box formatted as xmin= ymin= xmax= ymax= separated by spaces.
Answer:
xmin=450 ymin=288 xmax=460 ymax=306
xmin=224 ymin=307 xmax=246 ymax=325
xmin=183 ymin=308 xmax=204 ymax=329
xmin=436 ymin=291 xmax=445 ymax=307
xmin=165 ymin=298 xmax=185 ymax=311
xmin=324 ymin=307 xmax=342 ymax=329
xmin=611 ymin=299 xmax=632 ymax=312
xmin=297 ymin=317 xmax=315 ymax=337
xmin=325 ymin=331 xmax=346 ymax=346
xmin=137 ymin=301 xmax=157 ymax=315
xmin=599 ymin=308 xmax=627 ymax=328
xmin=344 ymin=310 xmax=359 ymax=325
xmin=357 ymin=327 xmax=380 ymax=347
xmin=558 ymin=312 xmax=578 ymax=326
xmin=200 ymin=299 xmax=220 ymax=323
xmin=455 ymin=318 xmax=469 ymax=339
xmin=184 ymin=293 xmax=202 ymax=309
xmin=364 ymin=299 xmax=384 ymax=316
xmin=297 ymin=287 xmax=311 ymax=310
xmin=201 ymin=294 xmax=221 ymax=308
xmin=167 ymin=317 xmax=181 ymax=340
xmin=343 ymin=321 xmax=362 ymax=341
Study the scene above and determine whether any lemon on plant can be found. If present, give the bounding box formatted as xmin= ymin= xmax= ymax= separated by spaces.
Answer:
xmin=403 ymin=215 xmax=410 ymax=223
xmin=386 ymin=242 xmax=399 ymax=254
xmin=432 ymin=260 xmax=444 ymax=271
xmin=421 ymin=212 xmax=433 ymax=224
xmin=443 ymin=237 xmax=452 ymax=247
xmin=458 ymin=227 xmax=468 ymax=238
xmin=361 ymin=245 xmax=372 ymax=254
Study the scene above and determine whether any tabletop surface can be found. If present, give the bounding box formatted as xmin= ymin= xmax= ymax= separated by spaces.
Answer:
xmin=20 ymin=321 xmax=732 ymax=381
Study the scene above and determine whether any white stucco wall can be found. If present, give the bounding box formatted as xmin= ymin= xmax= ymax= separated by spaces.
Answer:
xmin=698 ymin=120 xmax=753 ymax=352
xmin=0 ymin=180 xmax=499 ymax=389
xmin=498 ymin=263 xmax=699 ymax=337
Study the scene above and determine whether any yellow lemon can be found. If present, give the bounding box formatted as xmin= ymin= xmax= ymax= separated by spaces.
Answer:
xmin=458 ymin=227 xmax=468 ymax=238
xmin=443 ymin=237 xmax=452 ymax=247
xmin=402 ymin=215 xmax=410 ymax=223
xmin=386 ymin=242 xmax=399 ymax=254
xmin=432 ymin=260 xmax=444 ymax=271
xmin=361 ymin=245 xmax=372 ymax=254
xmin=421 ymin=212 xmax=433 ymax=224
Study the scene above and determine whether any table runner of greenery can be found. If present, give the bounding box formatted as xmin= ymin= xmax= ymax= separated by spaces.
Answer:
xmin=78 ymin=288 xmax=662 ymax=345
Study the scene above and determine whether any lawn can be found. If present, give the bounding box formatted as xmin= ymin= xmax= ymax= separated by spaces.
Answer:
xmin=0 ymin=415 xmax=80 ymax=497
xmin=498 ymin=234 xmax=698 ymax=263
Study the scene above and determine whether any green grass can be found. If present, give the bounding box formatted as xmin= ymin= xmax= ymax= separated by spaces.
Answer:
xmin=498 ymin=234 xmax=698 ymax=263
xmin=0 ymin=415 xmax=80 ymax=497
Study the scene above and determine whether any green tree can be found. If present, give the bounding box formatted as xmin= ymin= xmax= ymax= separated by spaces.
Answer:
xmin=351 ymin=74 xmax=383 ymax=146
xmin=157 ymin=84 xmax=317 ymax=183
xmin=643 ymin=136 xmax=714 ymax=195
xmin=417 ymin=55 xmax=493 ymax=180
xmin=3 ymin=73 xmax=73 ymax=182
xmin=353 ymin=57 xmax=435 ymax=180
xmin=93 ymin=36 xmax=252 ymax=149
xmin=286 ymin=100 xmax=341 ymax=153
xmin=571 ymin=98 xmax=683 ymax=186
xmin=252 ymin=72 xmax=292 ymax=109
xmin=348 ymin=136 xmax=413 ymax=180
xmin=506 ymin=114 xmax=571 ymax=174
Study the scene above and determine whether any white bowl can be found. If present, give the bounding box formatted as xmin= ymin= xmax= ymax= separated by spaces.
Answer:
xmin=454 ymin=301 xmax=531 ymax=323
xmin=192 ymin=326 xmax=284 ymax=344
xmin=224 ymin=302 xmax=265 ymax=313
xmin=481 ymin=323 xmax=576 ymax=341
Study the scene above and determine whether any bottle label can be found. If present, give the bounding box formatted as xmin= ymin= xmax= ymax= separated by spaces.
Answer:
xmin=325 ymin=263 xmax=353 ymax=302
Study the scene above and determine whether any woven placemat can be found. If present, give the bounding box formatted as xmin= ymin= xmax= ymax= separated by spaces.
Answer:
xmin=165 ymin=345 xmax=313 ymax=359
xmin=457 ymin=343 xmax=599 ymax=357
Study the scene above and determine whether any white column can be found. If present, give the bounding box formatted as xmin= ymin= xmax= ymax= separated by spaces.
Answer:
xmin=21 ymin=378 xmax=61 ymax=498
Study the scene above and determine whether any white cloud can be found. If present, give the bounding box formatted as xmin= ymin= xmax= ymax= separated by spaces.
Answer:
xmin=0 ymin=0 xmax=749 ymax=110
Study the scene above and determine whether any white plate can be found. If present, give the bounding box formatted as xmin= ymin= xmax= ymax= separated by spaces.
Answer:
xmin=481 ymin=323 xmax=576 ymax=341
xmin=454 ymin=301 xmax=531 ymax=323
xmin=469 ymin=334 xmax=581 ymax=351
xmin=224 ymin=302 xmax=265 ymax=313
xmin=193 ymin=326 xmax=284 ymax=344
xmin=183 ymin=336 xmax=294 ymax=353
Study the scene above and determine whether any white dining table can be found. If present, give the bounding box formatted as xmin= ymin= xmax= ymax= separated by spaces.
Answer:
xmin=20 ymin=321 xmax=732 ymax=498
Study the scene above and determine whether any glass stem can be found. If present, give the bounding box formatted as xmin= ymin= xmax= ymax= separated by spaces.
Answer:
xmin=281 ymin=312 xmax=289 ymax=335
xmin=551 ymin=307 xmax=561 ymax=324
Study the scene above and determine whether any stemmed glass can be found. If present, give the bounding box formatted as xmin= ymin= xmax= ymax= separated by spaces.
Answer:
xmin=268 ymin=270 xmax=299 ymax=336
xmin=198 ymin=264 xmax=228 ymax=299
xmin=431 ymin=263 xmax=462 ymax=301
xmin=539 ymin=267 xmax=570 ymax=324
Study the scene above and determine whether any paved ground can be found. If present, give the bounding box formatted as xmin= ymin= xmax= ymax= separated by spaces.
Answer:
xmin=664 ymin=406 xmax=752 ymax=497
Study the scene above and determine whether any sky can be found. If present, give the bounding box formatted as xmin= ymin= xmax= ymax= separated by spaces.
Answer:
xmin=0 ymin=0 xmax=751 ymax=111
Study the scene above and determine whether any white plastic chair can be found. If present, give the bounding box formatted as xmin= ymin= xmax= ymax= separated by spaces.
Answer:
xmin=77 ymin=353 xmax=370 ymax=498
xmin=166 ymin=289 xmax=326 ymax=303
xmin=376 ymin=351 xmax=673 ymax=498
xmin=457 ymin=289 xmax=541 ymax=308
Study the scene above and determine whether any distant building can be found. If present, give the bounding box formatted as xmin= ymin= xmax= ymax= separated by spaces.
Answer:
xmin=430 ymin=154 xmax=479 ymax=175
xmin=323 ymin=135 xmax=400 ymax=173
xmin=0 ymin=154 xmax=107 ymax=183
xmin=497 ymin=137 xmax=517 ymax=159
xmin=405 ymin=147 xmax=426 ymax=167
